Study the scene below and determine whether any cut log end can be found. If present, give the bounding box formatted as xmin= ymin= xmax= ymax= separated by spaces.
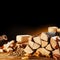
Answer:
xmin=46 ymin=44 xmax=53 ymax=51
xmin=40 ymin=32 xmax=48 ymax=41
xmin=41 ymin=41 xmax=48 ymax=48
xmin=50 ymin=37 xmax=59 ymax=49
xmin=16 ymin=35 xmax=32 ymax=43
xmin=35 ymin=48 xmax=51 ymax=57
xmin=24 ymin=45 xmax=33 ymax=54
xmin=33 ymin=36 xmax=41 ymax=45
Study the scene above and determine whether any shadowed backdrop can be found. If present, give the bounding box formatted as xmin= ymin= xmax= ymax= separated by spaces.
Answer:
xmin=0 ymin=16 xmax=60 ymax=40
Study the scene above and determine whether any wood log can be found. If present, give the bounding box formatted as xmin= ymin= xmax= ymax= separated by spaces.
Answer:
xmin=57 ymin=28 xmax=60 ymax=36
xmin=52 ymin=49 xmax=60 ymax=57
xmin=35 ymin=48 xmax=50 ymax=57
xmin=50 ymin=36 xmax=59 ymax=49
xmin=16 ymin=35 xmax=32 ymax=43
xmin=58 ymin=41 xmax=60 ymax=47
xmin=24 ymin=45 xmax=33 ymax=54
xmin=33 ymin=36 xmax=41 ymax=45
xmin=40 ymin=32 xmax=49 ymax=41
xmin=28 ymin=40 xmax=40 ymax=49
xmin=48 ymin=26 xmax=58 ymax=33
xmin=46 ymin=44 xmax=53 ymax=51
xmin=41 ymin=40 xmax=48 ymax=48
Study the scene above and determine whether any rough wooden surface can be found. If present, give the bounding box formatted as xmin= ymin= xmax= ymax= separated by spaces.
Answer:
xmin=0 ymin=53 xmax=55 ymax=60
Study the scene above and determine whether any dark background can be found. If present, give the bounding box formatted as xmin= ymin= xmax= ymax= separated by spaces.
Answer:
xmin=0 ymin=16 xmax=60 ymax=40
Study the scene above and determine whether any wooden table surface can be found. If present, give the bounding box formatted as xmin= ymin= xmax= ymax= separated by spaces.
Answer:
xmin=0 ymin=53 xmax=55 ymax=60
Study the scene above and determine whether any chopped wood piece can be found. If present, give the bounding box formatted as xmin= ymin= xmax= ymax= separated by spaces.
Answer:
xmin=56 ymin=28 xmax=60 ymax=36
xmin=51 ymin=36 xmax=59 ymax=40
xmin=33 ymin=52 xmax=40 ymax=57
xmin=48 ymin=26 xmax=58 ymax=33
xmin=0 ymin=49 xmax=3 ymax=52
xmin=52 ymin=49 xmax=60 ymax=55
xmin=16 ymin=35 xmax=32 ymax=43
xmin=36 ymin=48 xmax=50 ymax=57
xmin=33 ymin=36 xmax=41 ymax=45
xmin=3 ymin=40 xmax=15 ymax=49
xmin=58 ymin=41 xmax=60 ymax=47
xmin=57 ymin=28 xmax=60 ymax=32
xmin=33 ymin=43 xmax=40 ymax=49
xmin=40 ymin=32 xmax=48 ymax=41
xmin=46 ymin=44 xmax=53 ymax=51
xmin=28 ymin=40 xmax=40 ymax=49
xmin=41 ymin=40 xmax=48 ymax=48
xmin=50 ymin=37 xmax=59 ymax=49
xmin=24 ymin=45 xmax=33 ymax=54
xmin=4 ymin=48 xmax=13 ymax=52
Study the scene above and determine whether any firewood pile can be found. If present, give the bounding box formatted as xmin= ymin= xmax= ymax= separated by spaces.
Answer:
xmin=0 ymin=26 xmax=60 ymax=60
